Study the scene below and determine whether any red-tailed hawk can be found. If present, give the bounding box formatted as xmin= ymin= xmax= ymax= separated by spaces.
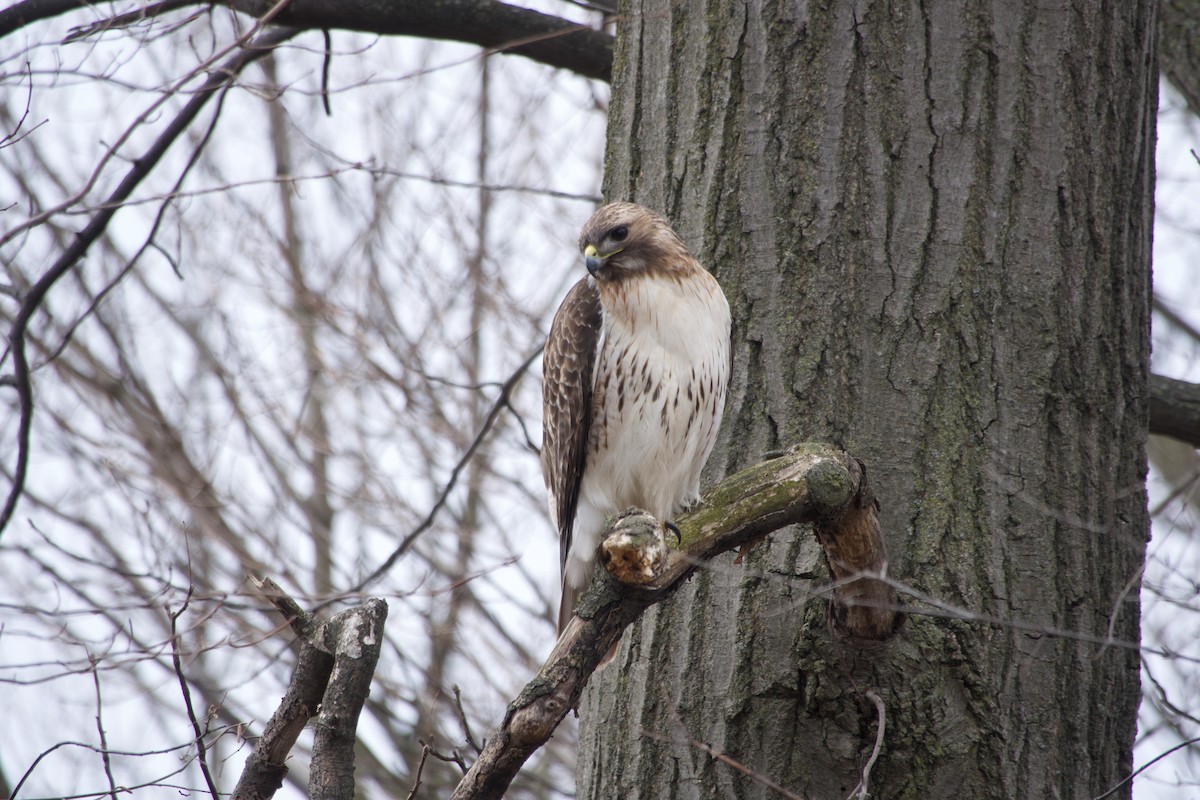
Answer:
xmin=542 ymin=202 xmax=731 ymax=635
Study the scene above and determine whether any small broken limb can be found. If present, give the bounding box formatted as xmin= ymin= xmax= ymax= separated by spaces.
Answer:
xmin=230 ymin=578 xmax=388 ymax=800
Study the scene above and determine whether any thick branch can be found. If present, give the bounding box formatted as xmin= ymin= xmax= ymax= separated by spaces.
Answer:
xmin=231 ymin=580 xmax=387 ymax=800
xmin=1150 ymin=373 xmax=1200 ymax=449
xmin=308 ymin=600 xmax=388 ymax=800
xmin=1 ymin=0 xmax=615 ymax=82
xmin=238 ymin=0 xmax=613 ymax=81
xmin=451 ymin=443 xmax=896 ymax=800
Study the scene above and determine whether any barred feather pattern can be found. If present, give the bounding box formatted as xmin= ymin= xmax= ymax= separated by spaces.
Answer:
xmin=542 ymin=203 xmax=731 ymax=635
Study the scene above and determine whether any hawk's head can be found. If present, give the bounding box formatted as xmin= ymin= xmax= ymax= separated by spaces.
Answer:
xmin=578 ymin=202 xmax=692 ymax=281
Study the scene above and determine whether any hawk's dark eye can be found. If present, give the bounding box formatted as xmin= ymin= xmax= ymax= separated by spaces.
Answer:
xmin=610 ymin=225 xmax=629 ymax=242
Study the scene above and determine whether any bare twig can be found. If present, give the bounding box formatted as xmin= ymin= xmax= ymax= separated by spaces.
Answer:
xmin=453 ymin=685 xmax=483 ymax=754
xmin=336 ymin=345 xmax=544 ymax=600
xmin=406 ymin=744 xmax=431 ymax=800
xmin=847 ymin=690 xmax=886 ymax=800
xmin=40 ymin=67 xmax=234 ymax=370
xmin=62 ymin=0 xmax=198 ymax=41
xmin=1093 ymin=735 xmax=1200 ymax=800
xmin=0 ymin=60 xmax=41 ymax=150
xmin=168 ymin=593 xmax=220 ymax=800
xmin=677 ymin=733 xmax=806 ymax=800
xmin=8 ymin=738 xmax=216 ymax=799
xmin=90 ymin=657 xmax=118 ymax=800
xmin=320 ymin=28 xmax=333 ymax=115
xmin=422 ymin=739 xmax=469 ymax=774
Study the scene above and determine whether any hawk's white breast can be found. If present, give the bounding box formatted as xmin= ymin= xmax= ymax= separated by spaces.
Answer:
xmin=563 ymin=270 xmax=731 ymax=590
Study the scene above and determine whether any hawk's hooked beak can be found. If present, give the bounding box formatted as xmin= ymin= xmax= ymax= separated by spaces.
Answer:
xmin=583 ymin=243 xmax=604 ymax=277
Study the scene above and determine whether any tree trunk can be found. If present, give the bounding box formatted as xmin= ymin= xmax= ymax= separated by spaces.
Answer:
xmin=579 ymin=2 xmax=1155 ymax=798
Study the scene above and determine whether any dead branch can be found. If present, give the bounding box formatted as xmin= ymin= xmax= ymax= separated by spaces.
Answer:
xmin=308 ymin=599 xmax=388 ymax=799
xmin=450 ymin=443 xmax=900 ymax=800
xmin=813 ymin=460 xmax=903 ymax=639
xmin=231 ymin=579 xmax=387 ymax=800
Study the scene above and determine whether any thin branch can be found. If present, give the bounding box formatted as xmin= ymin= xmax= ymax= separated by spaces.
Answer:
xmin=0 ymin=60 xmax=39 ymax=150
xmin=453 ymin=684 xmax=483 ymax=754
xmin=677 ymin=734 xmax=806 ymax=800
xmin=336 ymin=346 xmax=544 ymax=600
xmin=168 ymin=594 xmax=220 ymax=800
xmin=89 ymin=658 xmax=118 ymax=800
xmin=320 ymin=28 xmax=333 ymax=115
xmin=40 ymin=66 xmax=233 ymax=370
xmin=1 ymin=0 xmax=292 ymax=249
xmin=49 ymin=166 xmax=599 ymax=215
xmin=422 ymin=739 xmax=469 ymax=774
xmin=847 ymin=690 xmax=886 ymax=800
xmin=8 ymin=738 xmax=217 ymax=800
xmin=61 ymin=0 xmax=198 ymax=42
xmin=1092 ymin=735 xmax=1200 ymax=800
xmin=406 ymin=744 xmax=431 ymax=800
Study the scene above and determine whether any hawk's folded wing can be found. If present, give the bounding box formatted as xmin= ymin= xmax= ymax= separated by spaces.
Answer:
xmin=541 ymin=277 xmax=603 ymax=570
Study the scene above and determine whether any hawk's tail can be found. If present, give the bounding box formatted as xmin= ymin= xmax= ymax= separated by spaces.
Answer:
xmin=557 ymin=579 xmax=618 ymax=668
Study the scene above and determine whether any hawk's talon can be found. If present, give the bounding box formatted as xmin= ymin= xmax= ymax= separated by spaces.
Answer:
xmin=664 ymin=520 xmax=682 ymax=545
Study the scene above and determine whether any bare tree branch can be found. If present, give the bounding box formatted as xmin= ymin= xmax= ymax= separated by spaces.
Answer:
xmin=307 ymin=599 xmax=389 ymax=799
xmin=0 ymin=0 xmax=616 ymax=82
xmin=450 ymin=443 xmax=892 ymax=800
xmin=232 ymin=579 xmax=388 ymax=800
xmin=231 ymin=579 xmax=333 ymax=800
xmin=1150 ymin=374 xmax=1200 ymax=449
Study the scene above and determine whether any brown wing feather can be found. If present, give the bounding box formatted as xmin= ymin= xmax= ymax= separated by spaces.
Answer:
xmin=542 ymin=277 xmax=603 ymax=573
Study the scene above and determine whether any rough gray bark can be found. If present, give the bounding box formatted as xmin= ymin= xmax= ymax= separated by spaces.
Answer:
xmin=581 ymin=2 xmax=1154 ymax=799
